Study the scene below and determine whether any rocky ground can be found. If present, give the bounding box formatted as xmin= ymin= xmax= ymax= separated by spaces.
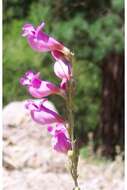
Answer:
xmin=3 ymin=101 xmax=124 ymax=190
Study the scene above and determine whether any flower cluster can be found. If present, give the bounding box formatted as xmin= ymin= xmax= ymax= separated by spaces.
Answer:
xmin=20 ymin=21 xmax=73 ymax=153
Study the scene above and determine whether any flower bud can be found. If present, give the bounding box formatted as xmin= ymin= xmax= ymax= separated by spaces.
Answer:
xmin=74 ymin=187 xmax=80 ymax=190
xmin=67 ymin=150 xmax=74 ymax=158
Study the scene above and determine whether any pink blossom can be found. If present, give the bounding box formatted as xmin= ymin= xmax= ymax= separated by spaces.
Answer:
xmin=25 ymin=99 xmax=64 ymax=125
xmin=51 ymin=48 xmax=74 ymax=62
xmin=20 ymin=71 xmax=65 ymax=98
xmin=53 ymin=59 xmax=72 ymax=90
xmin=54 ymin=59 xmax=72 ymax=80
xmin=22 ymin=22 xmax=71 ymax=60
xmin=48 ymin=124 xmax=72 ymax=153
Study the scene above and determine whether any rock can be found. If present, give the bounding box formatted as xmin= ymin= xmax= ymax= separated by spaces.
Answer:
xmin=3 ymin=101 xmax=67 ymax=172
xmin=3 ymin=101 xmax=124 ymax=190
xmin=3 ymin=101 xmax=30 ymax=127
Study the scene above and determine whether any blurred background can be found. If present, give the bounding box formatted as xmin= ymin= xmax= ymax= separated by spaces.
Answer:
xmin=3 ymin=0 xmax=124 ymax=159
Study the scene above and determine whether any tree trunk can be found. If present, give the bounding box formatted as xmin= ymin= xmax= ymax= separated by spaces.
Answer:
xmin=100 ymin=52 xmax=124 ymax=158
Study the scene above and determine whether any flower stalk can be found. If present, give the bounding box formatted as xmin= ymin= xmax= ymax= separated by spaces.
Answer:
xmin=66 ymin=57 xmax=80 ymax=190
xmin=20 ymin=21 xmax=80 ymax=190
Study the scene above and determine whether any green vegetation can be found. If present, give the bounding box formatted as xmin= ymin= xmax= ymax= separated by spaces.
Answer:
xmin=80 ymin=146 xmax=112 ymax=164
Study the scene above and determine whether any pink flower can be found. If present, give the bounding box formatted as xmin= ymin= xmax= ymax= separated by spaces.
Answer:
xmin=22 ymin=22 xmax=71 ymax=60
xmin=25 ymin=99 xmax=64 ymax=125
xmin=48 ymin=124 xmax=72 ymax=153
xmin=54 ymin=60 xmax=72 ymax=80
xmin=20 ymin=71 xmax=65 ymax=98
xmin=54 ymin=59 xmax=72 ymax=90
xmin=51 ymin=50 xmax=72 ymax=62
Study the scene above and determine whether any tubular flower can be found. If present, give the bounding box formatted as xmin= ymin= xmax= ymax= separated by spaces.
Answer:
xmin=51 ymin=50 xmax=73 ymax=62
xmin=25 ymin=99 xmax=64 ymax=125
xmin=20 ymin=71 xmax=65 ymax=98
xmin=22 ymin=22 xmax=72 ymax=61
xmin=48 ymin=124 xmax=72 ymax=153
xmin=54 ymin=59 xmax=72 ymax=80
xmin=54 ymin=59 xmax=72 ymax=90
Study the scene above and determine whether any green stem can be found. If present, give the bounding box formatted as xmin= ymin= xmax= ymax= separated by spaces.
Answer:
xmin=66 ymin=74 xmax=80 ymax=190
